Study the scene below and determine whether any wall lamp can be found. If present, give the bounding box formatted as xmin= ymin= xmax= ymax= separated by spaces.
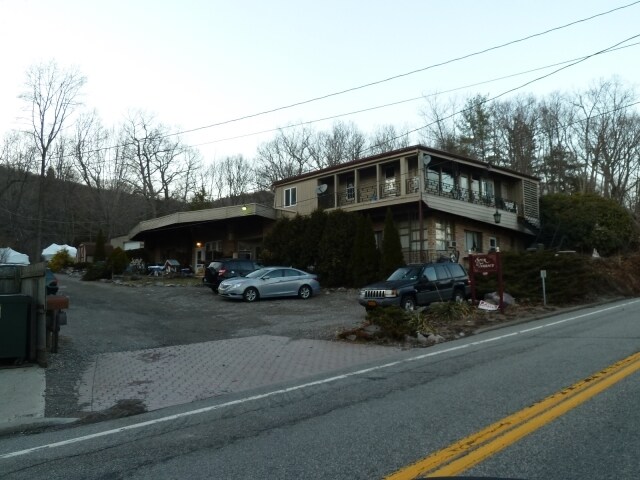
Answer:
xmin=493 ymin=207 xmax=502 ymax=224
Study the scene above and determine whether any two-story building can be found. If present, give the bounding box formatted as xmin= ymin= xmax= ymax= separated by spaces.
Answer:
xmin=114 ymin=145 xmax=540 ymax=268
xmin=272 ymin=145 xmax=540 ymax=263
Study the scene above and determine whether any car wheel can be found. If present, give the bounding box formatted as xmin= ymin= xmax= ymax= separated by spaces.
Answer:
xmin=400 ymin=295 xmax=416 ymax=311
xmin=452 ymin=288 xmax=465 ymax=303
xmin=243 ymin=287 xmax=259 ymax=302
xmin=298 ymin=285 xmax=312 ymax=299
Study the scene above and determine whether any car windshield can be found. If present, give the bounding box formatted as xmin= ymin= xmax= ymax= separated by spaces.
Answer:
xmin=387 ymin=267 xmax=421 ymax=281
xmin=245 ymin=268 xmax=270 ymax=278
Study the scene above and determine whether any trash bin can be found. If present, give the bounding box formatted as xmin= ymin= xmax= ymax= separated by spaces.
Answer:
xmin=0 ymin=294 xmax=34 ymax=363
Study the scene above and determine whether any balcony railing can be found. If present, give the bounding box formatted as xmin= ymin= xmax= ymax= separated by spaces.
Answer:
xmin=424 ymin=179 xmax=519 ymax=213
xmin=321 ymin=179 xmax=521 ymax=216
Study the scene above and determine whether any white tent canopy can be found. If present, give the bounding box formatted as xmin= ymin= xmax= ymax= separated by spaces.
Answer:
xmin=41 ymin=243 xmax=77 ymax=262
xmin=0 ymin=247 xmax=30 ymax=265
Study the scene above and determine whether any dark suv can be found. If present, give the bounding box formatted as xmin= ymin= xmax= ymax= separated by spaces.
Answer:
xmin=203 ymin=259 xmax=262 ymax=293
xmin=358 ymin=262 xmax=470 ymax=310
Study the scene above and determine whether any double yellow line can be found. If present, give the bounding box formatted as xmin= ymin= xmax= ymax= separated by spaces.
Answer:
xmin=386 ymin=351 xmax=640 ymax=479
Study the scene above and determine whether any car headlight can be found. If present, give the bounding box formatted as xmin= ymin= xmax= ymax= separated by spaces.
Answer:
xmin=384 ymin=289 xmax=398 ymax=298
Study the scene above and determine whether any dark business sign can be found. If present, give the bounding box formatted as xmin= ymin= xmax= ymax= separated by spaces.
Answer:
xmin=470 ymin=253 xmax=498 ymax=273
xmin=468 ymin=252 xmax=504 ymax=313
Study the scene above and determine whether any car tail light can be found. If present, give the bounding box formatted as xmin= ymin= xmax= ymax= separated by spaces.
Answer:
xmin=218 ymin=268 xmax=227 ymax=276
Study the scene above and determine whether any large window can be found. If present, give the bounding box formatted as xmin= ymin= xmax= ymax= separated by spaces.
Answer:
xmin=425 ymin=167 xmax=439 ymax=191
xmin=284 ymin=187 xmax=297 ymax=207
xmin=346 ymin=177 xmax=355 ymax=201
xmin=481 ymin=179 xmax=495 ymax=204
xmin=465 ymin=230 xmax=482 ymax=253
xmin=384 ymin=166 xmax=397 ymax=197
xmin=435 ymin=220 xmax=453 ymax=251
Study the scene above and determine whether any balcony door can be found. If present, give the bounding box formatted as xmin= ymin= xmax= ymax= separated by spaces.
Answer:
xmin=384 ymin=166 xmax=396 ymax=197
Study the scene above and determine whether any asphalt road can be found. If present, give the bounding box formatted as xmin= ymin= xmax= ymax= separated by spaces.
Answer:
xmin=44 ymin=273 xmax=367 ymax=417
xmin=1 ymin=296 xmax=638 ymax=479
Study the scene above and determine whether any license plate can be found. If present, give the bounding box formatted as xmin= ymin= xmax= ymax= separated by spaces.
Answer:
xmin=367 ymin=300 xmax=377 ymax=307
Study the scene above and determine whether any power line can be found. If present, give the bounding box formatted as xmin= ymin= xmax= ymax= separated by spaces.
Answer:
xmin=361 ymin=33 xmax=640 ymax=157
xmin=269 ymin=93 xmax=640 ymax=211
xmin=5 ymin=96 xmax=639 ymax=227
xmin=190 ymin=41 xmax=640 ymax=148
xmin=167 ymin=1 xmax=640 ymax=138
xmin=6 ymin=3 xmax=640 ymax=169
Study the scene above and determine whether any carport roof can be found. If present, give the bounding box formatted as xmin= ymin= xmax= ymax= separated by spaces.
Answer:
xmin=127 ymin=203 xmax=277 ymax=240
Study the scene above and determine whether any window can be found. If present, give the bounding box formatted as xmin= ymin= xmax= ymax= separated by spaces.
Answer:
xmin=399 ymin=225 xmax=410 ymax=249
xmin=284 ymin=187 xmax=297 ymax=207
xmin=441 ymin=171 xmax=455 ymax=194
xmin=458 ymin=175 xmax=469 ymax=201
xmin=481 ymin=179 xmax=495 ymax=205
xmin=410 ymin=228 xmax=427 ymax=253
xmin=465 ymin=231 xmax=481 ymax=253
xmin=266 ymin=269 xmax=285 ymax=278
xmin=346 ymin=178 xmax=355 ymax=201
xmin=384 ymin=166 xmax=397 ymax=196
xmin=425 ymin=168 xmax=440 ymax=191
xmin=435 ymin=220 xmax=453 ymax=251
xmin=447 ymin=263 xmax=466 ymax=277
xmin=434 ymin=264 xmax=449 ymax=280
xmin=489 ymin=237 xmax=498 ymax=250
xmin=471 ymin=176 xmax=481 ymax=201
xmin=423 ymin=266 xmax=437 ymax=282
xmin=373 ymin=231 xmax=383 ymax=249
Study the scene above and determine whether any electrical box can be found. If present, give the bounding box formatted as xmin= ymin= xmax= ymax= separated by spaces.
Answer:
xmin=0 ymin=294 xmax=34 ymax=362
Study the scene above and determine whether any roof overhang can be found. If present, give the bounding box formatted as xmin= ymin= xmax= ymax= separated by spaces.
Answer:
xmin=127 ymin=203 xmax=277 ymax=240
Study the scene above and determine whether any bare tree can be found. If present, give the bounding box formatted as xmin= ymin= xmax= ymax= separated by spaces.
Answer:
xmin=254 ymin=126 xmax=316 ymax=189
xmin=172 ymin=147 xmax=203 ymax=203
xmin=419 ymin=94 xmax=466 ymax=153
xmin=220 ymin=155 xmax=254 ymax=201
xmin=198 ymin=161 xmax=226 ymax=204
xmin=536 ymin=92 xmax=578 ymax=194
xmin=492 ymin=96 xmax=539 ymax=174
xmin=119 ymin=111 xmax=194 ymax=218
xmin=70 ymin=111 xmax=133 ymax=236
xmin=312 ymin=121 xmax=366 ymax=168
xmin=367 ymin=124 xmax=411 ymax=155
xmin=0 ymin=132 xmax=38 ymax=251
xmin=582 ymin=79 xmax=640 ymax=205
xmin=19 ymin=60 xmax=86 ymax=259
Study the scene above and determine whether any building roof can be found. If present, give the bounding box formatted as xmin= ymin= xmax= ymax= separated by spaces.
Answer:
xmin=272 ymin=144 xmax=540 ymax=187
xmin=126 ymin=203 xmax=277 ymax=240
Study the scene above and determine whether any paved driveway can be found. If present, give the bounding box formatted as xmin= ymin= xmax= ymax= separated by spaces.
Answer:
xmin=45 ymin=274 xmax=373 ymax=417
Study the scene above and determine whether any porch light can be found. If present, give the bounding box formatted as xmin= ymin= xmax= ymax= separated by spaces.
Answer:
xmin=493 ymin=207 xmax=502 ymax=224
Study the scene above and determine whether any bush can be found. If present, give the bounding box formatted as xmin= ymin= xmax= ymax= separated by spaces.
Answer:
xmin=48 ymin=248 xmax=74 ymax=272
xmin=108 ymin=247 xmax=129 ymax=275
xmin=366 ymin=306 xmax=413 ymax=340
xmin=82 ymin=262 xmax=110 ymax=281
xmin=474 ymin=251 xmax=602 ymax=304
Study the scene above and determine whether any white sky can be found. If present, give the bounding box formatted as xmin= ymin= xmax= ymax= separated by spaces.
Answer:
xmin=1 ymin=0 xmax=639 ymax=164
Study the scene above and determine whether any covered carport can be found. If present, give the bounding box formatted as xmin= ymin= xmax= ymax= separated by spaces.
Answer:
xmin=114 ymin=203 xmax=278 ymax=269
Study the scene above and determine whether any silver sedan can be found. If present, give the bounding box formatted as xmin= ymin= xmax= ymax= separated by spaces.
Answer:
xmin=218 ymin=266 xmax=320 ymax=302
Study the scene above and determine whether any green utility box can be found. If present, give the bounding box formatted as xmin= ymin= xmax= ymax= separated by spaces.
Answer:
xmin=0 ymin=294 xmax=35 ymax=362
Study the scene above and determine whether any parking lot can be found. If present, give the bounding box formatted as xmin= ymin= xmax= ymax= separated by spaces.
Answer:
xmin=45 ymin=274 xmax=368 ymax=417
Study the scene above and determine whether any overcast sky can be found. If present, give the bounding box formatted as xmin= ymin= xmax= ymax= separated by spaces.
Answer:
xmin=1 ymin=0 xmax=639 ymax=163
